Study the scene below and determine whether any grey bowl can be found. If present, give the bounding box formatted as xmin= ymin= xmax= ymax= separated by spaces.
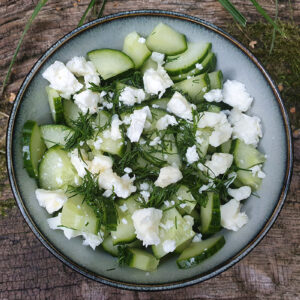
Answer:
xmin=6 ymin=10 xmax=293 ymax=291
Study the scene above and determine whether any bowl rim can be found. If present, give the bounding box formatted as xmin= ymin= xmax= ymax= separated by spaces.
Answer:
xmin=6 ymin=9 xmax=293 ymax=291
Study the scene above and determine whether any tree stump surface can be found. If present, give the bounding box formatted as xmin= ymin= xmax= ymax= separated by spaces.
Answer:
xmin=0 ymin=1 xmax=299 ymax=299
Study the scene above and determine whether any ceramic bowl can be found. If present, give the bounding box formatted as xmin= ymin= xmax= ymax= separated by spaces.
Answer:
xmin=6 ymin=10 xmax=293 ymax=291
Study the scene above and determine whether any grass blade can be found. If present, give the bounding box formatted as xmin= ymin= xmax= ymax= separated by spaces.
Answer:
xmin=218 ymin=0 xmax=247 ymax=27
xmin=250 ymin=0 xmax=284 ymax=36
xmin=97 ymin=0 xmax=107 ymax=18
xmin=269 ymin=0 xmax=278 ymax=54
xmin=1 ymin=0 xmax=48 ymax=97
xmin=78 ymin=0 xmax=97 ymax=27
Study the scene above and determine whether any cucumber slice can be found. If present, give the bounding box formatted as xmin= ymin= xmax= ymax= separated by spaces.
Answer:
xmin=63 ymin=100 xmax=81 ymax=128
xmin=177 ymin=235 xmax=225 ymax=269
xmin=171 ymin=52 xmax=216 ymax=82
xmin=39 ymin=145 xmax=80 ymax=190
xmin=150 ymin=97 xmax=170 ymax=110
xmin=165 ymin=42 xmax=211 ymax=75
xmin=45 ymin=86 xmax=65 ymax=124
xmin=61 ymin=194 xmax=99 ymax=234
xmin=220 ymin=139 xmax=232 ymax=153
xmin=87 ymin=49 xmax=134 ymax=80
xmin=173 ymin=73 xmax=210 ymax=103
xmin=200 ymin=192 xmax=221 ymax=234
xmin=40 ymin=124 xmax=74 ymax=148
xmin=232 ymin=139 xmax=266 ymax=169
xmin=207 ymin=104 xmax=221 ymax=113
xmin=123 ymin=32 xmax=151 ymax=68
xmin=140 ymin=57 xmax=158 ymax=74
xmin=111 ymin=195 xmax=141 ymax=245
xmin=146 ymin=23 xmax=187 ymax=55
xmin=175 ymin=238 xmax=193 ymax=254
xmin=22 ymin=120 xmax=46 ymax=179
xmin=102 ymin=236 xmax=142 ymax=257
xmin=94 ymin=110 xmax=111 ymax=128
xmin=208 ymin=70 xmax=223 ymax=89
xmin=235 ymin=170 xmax=262 ymax=191
xmin=172 ymin=185 xmax=196 ymax=215
xmin=152 ymin=208 xmax=195 ymax=258
xmin=124 ymin=248 xmax=159 ymax=272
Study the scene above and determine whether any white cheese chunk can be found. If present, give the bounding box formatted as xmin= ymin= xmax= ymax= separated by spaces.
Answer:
xmin=192 ymin=233 xmax=202 ymax=243
xmin=140 ymin=182 xmax=150 ymax=191
xmin=167 ymin=92 xmax=194 ymax=120
xmin=84 ymin=74 xmax=100 ymax=88
xmin=186 ymin=145 xmax=199 ymax=164
xmin=140 ymin=191 xmax=150 ymax=203
xmin=69 ymin=148 xmax=88 ymax=178
xmin=88 ymin=154 xmax=113 ymax=174
xmin=228 ymin=186 xmax=252 ymax=201
xmin=203 ymin=89 xmax=223 ymax=103
xmin=149 ymin=136 xmax=161 ymax=146
xmin=155 ymin=165 xmax=183 ymax=188
xmin=98 ymin=169 xmax=136 ymax=198
xmin=143 ymin=65 xmax=173 ymax=98
xmin=138 ymin=37 xmax=146 ymax=44
xmin=127 ymin=106 xmax=152 ymax=142
xmin=162 ymin=240 xmax=176 ymax=253
xmin=156 ymin=114 xmax=178 ymax=130
xmin=131 ymin=208 xmax=162 ymax=247
xmin=250 ymin=165 xmax=266 ymax=178
xmin=229 ymin=108 xmax=262 ymax=147
xmin=223 ymin=80 xmax=253 ymax=112
xmin=66 ymin=56 xmax=98 ymax=76
xmin=119 ymin=86 xmax=146 ymax=106
xmin=201 ymin=153 xmax=233 ymax=178
xmin=81 ymin=232 xmax=103 ymax=250
xmin=35 ymin=189 xmax=67 ymax=214
xmin=151 ymin=52 xmax=165 ymax=65
xmin=42 ymin=61 xmax=83 ymax=99
xmin=110 ymin=114 xmax=122 ymax=140
xmin=198 ymin=111 xmax=232 ymax=147
xmin=221 ymin=199 xmax=248 ymax=231
xmin=195 ymin=63 xmax=203 ymax=70
xmin=73 ymin=90 xmax=100 ymax=114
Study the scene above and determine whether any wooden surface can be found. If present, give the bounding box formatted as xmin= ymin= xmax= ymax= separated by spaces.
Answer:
xmin=0 ymin=0 xmax=299 ymax=299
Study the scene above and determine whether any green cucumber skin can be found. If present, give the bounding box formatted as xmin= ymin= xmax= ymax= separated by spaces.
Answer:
xmin=22 ymin=120 xmax=46 ymax=179
xmin=176 ymin=236 xmax=225 ymax=269
xmin=208 ymin=70 xmax=223 ymax=90
xmin=52 ymin=97 xmax=65 ymax=124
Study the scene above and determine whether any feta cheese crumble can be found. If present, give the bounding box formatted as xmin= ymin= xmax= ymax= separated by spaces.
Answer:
xmin=185 ymin=145 xmax=199 ymax=164
xmin=151 ymin=52 xmax=165 ymax=65
xmin=229 ymin=108 xmax=262 ymax=146
xmin=131 ymin=208 xmax=162 ymax=246
xmin=138 ymin=37 xmax=146 ymax=44
xmin=203 ymin=89 xmax=223 ymax=103
xmin=167 ymin=92 xmax=194 ymax=120
xmin=162 ymin=240 xmax=176 ymax=253
xmin=223 ymin=80 xmax=253 ymax=112
xmin=119 ymin=86 xmax=146 ymax=106
xmin=143 ymin=65 xmax=173 ymax=98
xmin=156 ymin=114 xmax=178 ymax=130
xmin=42 ymin=61 xmax=83 ymax=99
xmin=66 ymin=56 xmax=97 ymax=76
xmin=110 ymin=114 xmax=122 ymax=140
xmin=221 ymin=199 xmax=248 ymax=231
xmin=127 ymin=106 xmax=152 ymax=142
xmin=228 ymin=186 xmax=252 ymax=201
xmin=155 ymin=165 xmax=183 ymax=188
xmin=192 ymin=233 xmax=202 ymax=243
xmin=195 ymin=63 xmax=203 ymax=70
xmin=69 ymin=148 xmax=88 ymax=178
xmin=88 ymin=154 xmax=113 ymax=174
xmin=73 ymin=90 xmax=100 ymax=114
xmin=250 ymin=165 xmax=266 ymax=178
xmin=200 ymin=153 xmax=233 ymax=177
xmin=35 ymin=189 xmax=67 ymax=214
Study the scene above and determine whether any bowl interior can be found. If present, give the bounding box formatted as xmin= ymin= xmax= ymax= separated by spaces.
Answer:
xmin=9 ymin=12 xmax=289 ymax=288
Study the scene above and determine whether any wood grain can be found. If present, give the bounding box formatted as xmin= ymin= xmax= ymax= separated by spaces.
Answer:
xmin=0 ymin=1 xmax=299 ymax=299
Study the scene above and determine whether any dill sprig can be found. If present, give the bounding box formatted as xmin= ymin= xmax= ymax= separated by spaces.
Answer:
xmin=119 ymin=71 xmax=144 ymax=89
xmin=64 ymin=112 xmax=95 ymax=151
xmin=117 ymin=245 xmax=133 ymax=266
xmin=67 ymin=170 xmax=118 ymax=231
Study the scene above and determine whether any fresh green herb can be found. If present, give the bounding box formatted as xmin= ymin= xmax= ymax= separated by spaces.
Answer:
xmin=78 ymin=0 xmax=97 ymax=27
xmin=64 ymin=112 xmax=94 ymax=151
xmin=1 ymin=0 xmax=49 ymax=97
xmin=218 ymin=0 xmax=247 ymax=27
xmin=97 ymin=0 xmax=107 ymax=18
xmin=175 ymin=216 xmax=178 ymax=229
xmin=119 ymin=71 xmax=144 ymax=89
xmin=117 ymin=245 xmax=133 ymax=266
xmin=67 ymin=170 xmax=118 ymax=231
xmin=88 ymin=82 xmax=113 ymax=94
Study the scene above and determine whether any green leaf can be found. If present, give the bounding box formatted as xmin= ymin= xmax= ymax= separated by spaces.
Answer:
xmin=78 ymin=0 xmax=97 ymax=27
xmin=250 ymin=0 xmax=284 ymax=36
xmin=97 ymin=0 xmax=107 ymax=18
xmin=1 ymin=0 xmax=49 ymax=97
xmin=218 ymin=0 xmax=247 ymax=27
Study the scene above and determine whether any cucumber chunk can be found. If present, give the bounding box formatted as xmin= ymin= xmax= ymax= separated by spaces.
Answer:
xmin=195 ymin=128 xmax=212 ymax=157
xmin=232 ymin=139 xmax=266 ymax=169
xmin=152 ymin=208 xmax=195 ymax=258
xmin=146 ymin=23 xmax=187 ymax=55
xmin=140 ymin=57 xmax=158 ymax=74
xmin=123 ymin=32 xmax=151 ymax=68
xmin=88 ymin=49 xmax=134 ymax=80
xmin=61 ymin=194 xmax=99 ymax=234
xmin=200 ymin=192 xmax=221 ymax=234
xmin=173 ymin=73 xmax=210 ymax=103
xmin=208 ymin=70 xmax=223 ymax=89
xmin=124 ymin=248 xmax=159 ymax=272
xmin=22 ymin=120 xmax=46 ymax=179
xmin=111 ymin=195 xmax=141 ymax=245
xmin=235 ymin=170 xmax=262 ymax=191
xmin=165 ymin=42 xmax=211 ymax=75
xmin=150 ymin=97 xmax=170 ymax=110
xmin=172 ymin=185 xmax=197 ymax=215
xmin=39 ymin=145 xmax=80 ymax=190
xmin=177 ymin=235 xmax=225 ymax=269
xmin=220 ymin=139 xmax=232 ymax=153
xmin=171 ymin=52 xmax=216 ymax=82
xmin=63 ymin=100 xmax=81 ymax=128
xmin=46 ymin=86 xmax=65 ymax=124
xmin=40 ymin=124 xmax=74 ymax=148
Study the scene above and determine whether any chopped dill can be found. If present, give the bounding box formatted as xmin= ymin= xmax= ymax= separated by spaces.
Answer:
xmin=117 ymin=245 xmax=133 ymax=266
